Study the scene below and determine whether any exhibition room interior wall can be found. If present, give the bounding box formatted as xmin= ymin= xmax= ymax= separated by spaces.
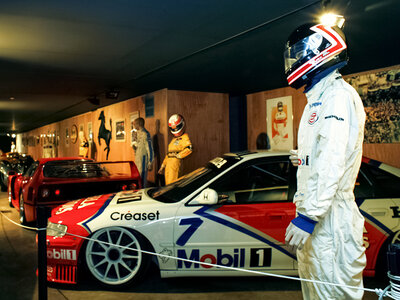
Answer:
xmin=247 ymin=64 xmax=400 ymax=169
xmin=18 ymin=89 xmax=229 ymax=183
xmin=17 ymin=64 xmax=400 ymax=184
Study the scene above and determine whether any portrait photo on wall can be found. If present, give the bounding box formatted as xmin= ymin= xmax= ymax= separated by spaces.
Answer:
xmin=346 ymin=66 xmax=400 ymax=144
xmin=115 ymin=119 xmax=126 ymax=142
xmin=87 ymin=122 xmax=93 ymax=142
xmin=65 ymin=128 xmax=69 ymax=146
xmin=266 ymin=96 xmax=293 ymax=151
xmin=129 ymin=111 xmax=140 ymax=147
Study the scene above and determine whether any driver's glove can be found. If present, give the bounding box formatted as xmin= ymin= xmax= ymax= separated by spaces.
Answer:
xmin=285 ymin=213 xmax=317 ymax=251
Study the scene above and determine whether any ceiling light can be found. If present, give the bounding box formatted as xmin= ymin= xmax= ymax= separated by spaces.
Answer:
xmin=320 ymin=13 xmax=345 ymax=28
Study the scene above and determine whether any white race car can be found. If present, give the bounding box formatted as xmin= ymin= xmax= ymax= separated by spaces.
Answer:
xmin=45 ymin=151 xmax=400 ymax=287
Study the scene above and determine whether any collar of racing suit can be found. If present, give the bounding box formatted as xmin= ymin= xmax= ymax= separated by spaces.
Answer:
xmin=305 ymin=69 xmax=342 ymax=102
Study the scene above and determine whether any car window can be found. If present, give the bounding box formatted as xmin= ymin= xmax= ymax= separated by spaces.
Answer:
xmin=208 ymin=160 xmax=290 ymax=204
xmin=148 ymin=155 xmax=241 ymax=203
xmin=359 ymin=163 xmax=400 ymax=198
xmin=25 ymin=161 xmax=39 ymax=177
xmin=354 ymin=166 xmax=375 ymax=198
xmin=43 ymin=161 xmax=109 ymax=178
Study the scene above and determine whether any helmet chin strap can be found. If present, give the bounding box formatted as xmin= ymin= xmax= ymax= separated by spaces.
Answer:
xmin=303 ymin=61 xmax=347 ymax=93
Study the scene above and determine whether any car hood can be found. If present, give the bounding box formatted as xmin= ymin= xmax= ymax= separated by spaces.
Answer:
xmin=50 ymin=189 xmax=158 ymax=225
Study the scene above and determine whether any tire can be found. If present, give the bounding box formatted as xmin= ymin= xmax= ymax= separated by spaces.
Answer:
xmin=8 ymin=192 xmax=14 ymax=208
xmin=375 ymin=231 xmax=399 ymax=277
xmin=19 ymin=192 xmax=27 ymax=225
xmin=84 ymin=227 xmax=150 ymax=288
xmin=0 ymin=174 xmax=7 ymax=192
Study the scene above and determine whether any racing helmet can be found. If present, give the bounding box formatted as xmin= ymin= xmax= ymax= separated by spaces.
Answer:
xmin=277 ymin=101 xmax=283 ymax=111
xmin=168 ymin=114 xmax=185 ymax=137
xmin=284 ymin=23 xmax=348 ymax=89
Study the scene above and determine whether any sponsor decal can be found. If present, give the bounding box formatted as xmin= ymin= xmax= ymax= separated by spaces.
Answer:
xmin=209 ymin=157 xmax=227 ymax=169
xmin=159 ymin=248 xmax=173 ymax=264
xmin=110 ymin=210 xmax=160 ymax=221
xmin=308 ymin=112 xmax=319 ymax=125
xmin=55 ymin=200 xmax=79 ymax=215
xmin=325 ymin=115 xmax=344 ymax=121
xmin=309 ymin=102 xmax=322 ymax=109
xmin=390 ymin=206 xmax=400 ymax=218
xmin=298 ymin=155 xmax=310 ymax=166
xmin=177 ymin=248 xmax=272 ymax=269
xmin=47 ymin=266 xmax=54 ymax=277
xmin=177 ymin=248 xmax=245 ymax=269
xmin=176 ymin=218 xmax=203 ymax=246
xmin=250 ymin=248 xmax=272 ymax=267
xmin=78 ymin=196 xmax=101 ymax=209
xmin=47 ymin=249 xmax=77 ymax=260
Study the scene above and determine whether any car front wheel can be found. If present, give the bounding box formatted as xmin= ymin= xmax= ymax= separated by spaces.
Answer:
xmin=0 ymin=174 xmax=6 ymax=192
xmin=85 ymin=227 xmax=150 ymax=287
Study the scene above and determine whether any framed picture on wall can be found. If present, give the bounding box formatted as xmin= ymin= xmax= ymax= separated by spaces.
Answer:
xmin=266 ymin=96 xmax=293 ymax=151
xmin=87 ymin=122 xmax=93 ymax=142
xmin=115 ymin=119 xmax=126 ymax=142
xmin=346 ymin=67 xmax=400 ymax=143
xmin=65 ymin=128 xmax=69 ymax=146
xmin=71 ymin=124 xmax=78 ymax=144
xmin=129 ymin=111 xmax=140 ymax=147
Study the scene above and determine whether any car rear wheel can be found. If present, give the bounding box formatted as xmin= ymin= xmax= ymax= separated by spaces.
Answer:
xmin=19 ymin=192 xmax=27 ymax=225
xmin=85 ymin=227 xmax=150 ymax=287
xmin=0 ymin=174 xmax=7 ymax=192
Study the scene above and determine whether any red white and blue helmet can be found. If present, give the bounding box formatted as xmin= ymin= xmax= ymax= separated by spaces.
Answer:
xmin=284 ymin=23 xmax=347 ymax=89
xmin=168 ymin=114 xmax=185 ymax=137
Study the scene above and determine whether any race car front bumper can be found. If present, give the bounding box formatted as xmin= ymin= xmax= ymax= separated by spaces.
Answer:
xmin=45 ymin=235 xmax=83 ymax=284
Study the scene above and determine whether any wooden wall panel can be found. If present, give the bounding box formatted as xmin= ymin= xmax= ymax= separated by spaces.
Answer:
xmin=247 ymin=71 xmax=400 ymax=169
xmin=167 ymin=90 xmax=230 ymax=175
xmin=20 ymin=89 xmax=232 ymax=184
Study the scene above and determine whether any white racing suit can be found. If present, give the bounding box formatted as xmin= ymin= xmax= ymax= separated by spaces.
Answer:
xmin=133 ymin=128 xmax=154 ymax=187
xmin=294 ymin=70 xmax=366 ymax=299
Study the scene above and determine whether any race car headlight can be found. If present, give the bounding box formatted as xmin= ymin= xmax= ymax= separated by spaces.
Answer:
xmin=47 ymin=222 xmax=68 ymax=237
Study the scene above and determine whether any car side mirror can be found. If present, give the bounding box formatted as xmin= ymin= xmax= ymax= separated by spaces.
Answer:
xmin=197 ymin=188 xmax=219 ymax=205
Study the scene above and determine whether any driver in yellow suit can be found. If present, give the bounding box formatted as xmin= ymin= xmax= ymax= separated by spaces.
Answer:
xmin=158 ymin=114 xmax=193 ymax=185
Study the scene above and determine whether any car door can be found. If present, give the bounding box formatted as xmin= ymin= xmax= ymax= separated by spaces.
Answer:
xmin=173 ymin=156 xmax=297 ymax=273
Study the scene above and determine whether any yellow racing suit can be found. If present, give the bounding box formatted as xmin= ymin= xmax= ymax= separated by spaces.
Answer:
xmin=161 ymin=133 xmax=192 ymax=185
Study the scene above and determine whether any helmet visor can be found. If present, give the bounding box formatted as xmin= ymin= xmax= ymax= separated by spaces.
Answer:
xmin=284 ymin=32 xmax=324 ymax=72
xmin=170 ymin=122 xmax=184 ymax=134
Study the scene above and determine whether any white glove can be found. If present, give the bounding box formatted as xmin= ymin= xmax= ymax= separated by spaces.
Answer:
xmin=285 ymin=222 xmax=311 ymax=251
xmin=289 ymin=149 xmax=299 ymax=167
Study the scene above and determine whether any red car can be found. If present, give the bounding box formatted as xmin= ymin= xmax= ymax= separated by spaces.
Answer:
xmin=8 ymin=157 xmax=140 ymax=224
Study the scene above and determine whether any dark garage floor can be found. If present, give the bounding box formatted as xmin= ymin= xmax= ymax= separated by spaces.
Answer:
xmin=0 ymin=192 xmax=388 ymax=300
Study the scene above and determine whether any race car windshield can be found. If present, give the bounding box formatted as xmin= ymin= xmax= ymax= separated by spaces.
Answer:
xmin=148 ymin=155 xmax=239 ymax=203
xmin=43 ymin=161 xmax=110 ymax=178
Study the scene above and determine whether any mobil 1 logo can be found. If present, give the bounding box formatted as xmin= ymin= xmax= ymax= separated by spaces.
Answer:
xmin=250 ymin=248 xmax=272 ymax=268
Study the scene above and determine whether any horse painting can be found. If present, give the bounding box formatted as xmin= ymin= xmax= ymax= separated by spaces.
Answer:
xmin=98 ymin=111 xmax=112 ymax=160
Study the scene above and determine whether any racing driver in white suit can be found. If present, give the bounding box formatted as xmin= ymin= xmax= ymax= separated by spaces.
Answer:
xmin=284 ymin=22 xmax=366 ymax=299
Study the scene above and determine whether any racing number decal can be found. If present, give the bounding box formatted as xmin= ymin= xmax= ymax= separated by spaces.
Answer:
xmin=250 ymin=248 xmax=272 ymax=267
xmin=176 ymin=218 xmax=203 ymax=246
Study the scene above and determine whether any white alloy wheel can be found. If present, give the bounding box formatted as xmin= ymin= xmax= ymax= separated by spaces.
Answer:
xmin=85 ymin=227 xmax=145 ymax=286
xmin=391 ymin=231 xmax=400 ymax=244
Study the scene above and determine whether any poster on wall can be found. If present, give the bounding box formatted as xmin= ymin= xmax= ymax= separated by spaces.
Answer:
xmin=266 ymin=96 xmax=293 ymax=151
xmin=115 ymin=119 xmax=126 ymax=142
xmin=129 ymin=111 xmax=140 ymax=148
xmin=87 ymin=122 xmax=93 ymax=142
xmin=346 ymin=67 xmax=400 ymax=143
xmin=65 ymin=128 xmax=69 ymax=146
